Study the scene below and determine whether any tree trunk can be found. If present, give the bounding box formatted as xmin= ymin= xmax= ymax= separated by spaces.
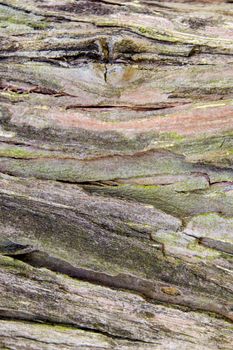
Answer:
xmin=0 ymin=0 xmax=233 ymax=348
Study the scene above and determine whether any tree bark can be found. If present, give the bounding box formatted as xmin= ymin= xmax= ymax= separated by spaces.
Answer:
xmin=0 ymin=0 xmax=233 ymax=348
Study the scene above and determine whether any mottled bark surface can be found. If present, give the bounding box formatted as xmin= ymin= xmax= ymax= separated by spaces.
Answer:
xmin=0 ymin=0 xmax=233 ymax=349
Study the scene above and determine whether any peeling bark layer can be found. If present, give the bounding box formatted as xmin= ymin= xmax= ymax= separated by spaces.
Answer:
xmin=0 ymin=0 xmax=233 ymax=349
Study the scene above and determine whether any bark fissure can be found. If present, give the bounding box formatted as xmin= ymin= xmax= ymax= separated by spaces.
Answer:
xmin=1 ymin=245 xmax=232 ymax=323
xmin=0 ymin=316 xmax=154 ymax=344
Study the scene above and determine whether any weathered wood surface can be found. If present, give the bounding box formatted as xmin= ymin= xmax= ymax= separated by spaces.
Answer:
xmin=0 ymin=0 xmax=233 ymax=348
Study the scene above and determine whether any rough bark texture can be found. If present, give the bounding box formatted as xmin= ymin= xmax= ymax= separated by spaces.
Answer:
xmin=0 ymin=0 xmax=233 ymax=348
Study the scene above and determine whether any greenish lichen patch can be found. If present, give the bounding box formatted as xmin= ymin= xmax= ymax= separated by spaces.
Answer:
xmin=0 ymin=91 xmax=29 ymax=102
xmin=0 ymin=4 xmax=49 ymax=30
xmin=187 ymin=240 xmax=220 ymax=260
xmin=0 ymin=253 xmax=32 ymax=272
xmin=0 ymin=145 xmax=69 ymax=160
xmin=85 ymin=181 xmax=233 ymax=219
xmin=0 ymin=146 xmax=41 ymax=159
xmin=185 ymin=213 xmax=233 ymax=244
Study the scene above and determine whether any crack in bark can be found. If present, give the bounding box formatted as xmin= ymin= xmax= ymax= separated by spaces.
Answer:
xmin=91 ymin=0 xmax=125 ymax=7
xmin=0 ymin=316 xmax=153 ymax=344
xmin=65 ymin=103 xmax=182 ymax=110
xmin=198 ymin=237 xmax=233 ymax=256
xmin=183 ymin=226 xmax=233 ymax=256
xmin=0 ymin=84 xmax=74 ymax=97
xmin=0 ymin=2 xmax=32 ymax=15
xmin=104 ymin=64 xmax=108 ymax=83
xmin=1 ymin=246 xmax=232 ymax=323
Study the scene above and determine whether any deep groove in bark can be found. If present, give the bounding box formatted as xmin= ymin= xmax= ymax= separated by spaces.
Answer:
xmin=1 ymin=247 xmax=232 ymax=323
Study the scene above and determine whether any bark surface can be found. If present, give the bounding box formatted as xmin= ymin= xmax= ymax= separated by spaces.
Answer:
xmin=0 ymin=0 xmax=233 ymax=349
